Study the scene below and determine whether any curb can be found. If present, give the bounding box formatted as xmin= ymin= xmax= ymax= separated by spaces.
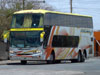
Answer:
xmin=0 ymin=60 xmax=20 ymax=65
xmin=0 ymin=57 xmax=100 ymax=65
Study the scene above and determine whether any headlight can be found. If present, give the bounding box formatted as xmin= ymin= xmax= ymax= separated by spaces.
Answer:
xmin=10 ymin=51 xmax=14 ymax=54
xmin=36 ymin=50 xmax=41 ymax=53
xmin=33 ymin=50 xmax=41 ymax=54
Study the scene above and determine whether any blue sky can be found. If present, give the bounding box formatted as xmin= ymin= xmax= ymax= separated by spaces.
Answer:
xmin=46 ymin=0 xmax=100 ymax=30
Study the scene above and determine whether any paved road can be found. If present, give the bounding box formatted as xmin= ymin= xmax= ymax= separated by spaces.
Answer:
xmin=0 ymin=57 xmax=100 ymax=75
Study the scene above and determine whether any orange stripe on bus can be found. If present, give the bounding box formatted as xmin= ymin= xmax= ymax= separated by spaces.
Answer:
xmin=82 ymin=45 xmax=91 ymax=51
xmin=85 ymin=45 xmax=91 ymax=49
xmin=48 ymin=26 xmax=56 ymax=47
xmin=72 ymin=45 xmax=91 ymax=58
xmin=72 ymin=51 xmax=78 ymax=58
xmin=62 ymin=48 xmax=71 ymax=59
xmin=55 ymin=48 xmax=63 ymax=58
xmin=67 ymin=48 xmax=75 ymax=56
xmin=45 ymin=26 xmax=56 ymax=60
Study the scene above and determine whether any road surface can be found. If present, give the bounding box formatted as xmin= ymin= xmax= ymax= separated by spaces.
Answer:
xmin=0 ymin=57 xmax=100 ymax=75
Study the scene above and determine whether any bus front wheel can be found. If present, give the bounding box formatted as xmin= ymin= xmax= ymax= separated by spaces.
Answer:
xmin=47 ymin=53 xmax=55 ymax=64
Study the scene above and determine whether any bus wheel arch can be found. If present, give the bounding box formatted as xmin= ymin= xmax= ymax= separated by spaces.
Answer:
xmin=47 ymin=50 xmax=55 ymax=64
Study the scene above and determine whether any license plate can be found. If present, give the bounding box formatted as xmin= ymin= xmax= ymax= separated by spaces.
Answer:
xmin=11 ymin=56 xmax=33 ymax=60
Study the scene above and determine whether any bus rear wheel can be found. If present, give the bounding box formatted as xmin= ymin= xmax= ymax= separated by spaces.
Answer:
xmin=71 ymin=51 xmax=85 ymax=63
xmin=21 ymin=60 xmax=27 ymax=65
xmin=80 ymin=52 xmax=85 ymax=62
xmin=77 ymin=51 xmax=85 ymax=62
xmin=77 ymin=52 xmax=81 ymax=62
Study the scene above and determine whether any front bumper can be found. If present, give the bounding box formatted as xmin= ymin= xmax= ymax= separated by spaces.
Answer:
xmin=10 ymin=53 xmax=45 ymax=61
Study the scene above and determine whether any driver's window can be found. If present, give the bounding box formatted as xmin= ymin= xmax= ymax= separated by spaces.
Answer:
xmin=22 ymin=15 xmax=32 ymax=28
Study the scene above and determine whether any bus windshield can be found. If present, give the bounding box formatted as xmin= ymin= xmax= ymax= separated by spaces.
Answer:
xmin=11 ymin=14 xmax=44 ymax=28
xmin=10 ymin=31 xmax=42 ymax=48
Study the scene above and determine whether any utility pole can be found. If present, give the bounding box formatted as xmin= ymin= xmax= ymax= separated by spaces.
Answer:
xmin=23 ymin=0 xmax=25 ymax=10
xmin=70 ymin=0 xmax=73 ymax=13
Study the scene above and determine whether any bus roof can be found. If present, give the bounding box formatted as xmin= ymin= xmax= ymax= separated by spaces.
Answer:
xmin=14 ymin=9 xmax=92 ymax=18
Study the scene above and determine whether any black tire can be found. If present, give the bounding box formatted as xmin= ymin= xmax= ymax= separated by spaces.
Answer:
xmin=77 ymin=51 xmax=85 ymax=62
xmin=71 ymin=52 xmax=81 ymax=63
xmin=71 ymin=59 xmax=77 ymax=63
xmin=77 ymin=52 xmax=81 ymax=62
xmin=84 ymin=50 xmax=87 ymax=59
xmin=71 ymin=51 xmax=85 ymax=63
xmin=47 ymin=53 xmax=55 ymax=64
xmin=21 ymin=60 xmax=27 ymax=65
xmin=55 ymin=60 xmax=61 ymax=63
xmin=80 ymin=52 xmax=85 ymax=62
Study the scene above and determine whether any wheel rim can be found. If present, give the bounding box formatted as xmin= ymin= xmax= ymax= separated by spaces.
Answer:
xmin=48 ymin=54 xmax=53 ymax=60
xmin=50 ymin=54 xmax=53 ymax=61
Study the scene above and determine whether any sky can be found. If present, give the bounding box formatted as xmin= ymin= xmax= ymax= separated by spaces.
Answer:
xmin=45 ymin=0 xmax=100 ymax=30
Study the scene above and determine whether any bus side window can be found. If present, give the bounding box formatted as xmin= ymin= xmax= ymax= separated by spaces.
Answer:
xmin=52 ymin=35 xmax=79 ymax=47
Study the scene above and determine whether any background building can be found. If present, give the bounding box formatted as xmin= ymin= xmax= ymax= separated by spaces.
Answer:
xmin=94 ymin=31 xmax=100 ymax=56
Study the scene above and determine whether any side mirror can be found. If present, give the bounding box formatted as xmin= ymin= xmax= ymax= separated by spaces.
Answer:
xmin=40 ymin=32 xmax=45 ymax=42
xmin=2 ymin=31 xmax=9 ymax=43
xmin=4 ymin=38 xmax=7 ymax=43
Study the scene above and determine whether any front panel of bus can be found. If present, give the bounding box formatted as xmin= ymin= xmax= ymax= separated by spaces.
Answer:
xmin=9 ymin=13 xmax=45 ymax=60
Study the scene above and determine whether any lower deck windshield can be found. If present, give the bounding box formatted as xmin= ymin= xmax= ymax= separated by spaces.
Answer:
xmin=10 ymin=31 xmax=42 ymax=48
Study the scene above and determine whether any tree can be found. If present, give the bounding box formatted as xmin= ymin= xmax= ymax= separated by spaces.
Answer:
xmin=0 ymin=0 xmax=54 ymax=36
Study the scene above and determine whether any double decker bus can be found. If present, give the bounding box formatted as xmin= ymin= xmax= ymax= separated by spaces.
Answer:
xmin=9 ymin=9 xmax=94 ymax=64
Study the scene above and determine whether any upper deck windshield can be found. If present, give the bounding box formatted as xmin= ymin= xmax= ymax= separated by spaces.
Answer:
xmin=11 ymin=14 xmax=44 ymax=28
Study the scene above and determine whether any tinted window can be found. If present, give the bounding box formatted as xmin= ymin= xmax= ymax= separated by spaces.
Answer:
xmin=44 ymin=13 xmax=93 ymax=28
xmin=10 ymin=31 xmax=42 ymax=48
xmin=52 ymin=35 xmax=79 ymax=47
xmin=11 ymin=14 xmax=43 ymax=28
xmin=43 ymin=25 xmax=52 ymax=48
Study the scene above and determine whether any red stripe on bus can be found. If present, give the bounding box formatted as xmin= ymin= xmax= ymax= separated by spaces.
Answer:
xmin=16 ymin=55 xmax=32 ymax=58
